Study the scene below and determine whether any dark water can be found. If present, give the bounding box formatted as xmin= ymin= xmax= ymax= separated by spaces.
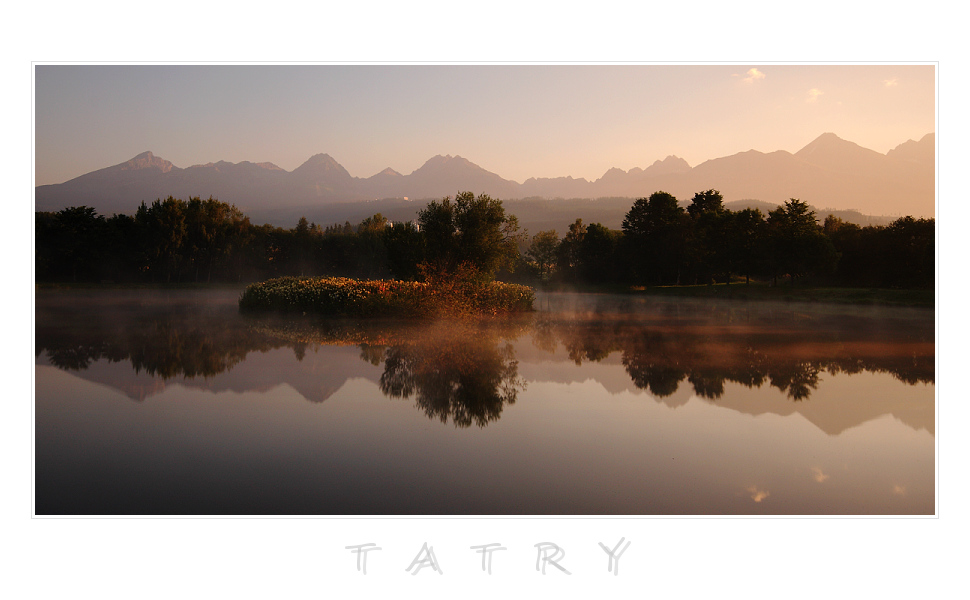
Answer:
xmin=34 ymin=289 xmax=935 ymax=515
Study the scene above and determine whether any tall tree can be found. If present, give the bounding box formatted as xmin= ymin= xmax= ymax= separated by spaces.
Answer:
xmin=183 ymin=197 xmax=248 ymax=282
xmin=355 ymin=213 xmax=390 ymax=278
xmin=45 ymin=206 xmax=105 ymax=282
xmin=622 ymin=191 xmax=688 ymax=285
xmin=526 ymin=230 xmax=560 ymax=281
xmin=418 ymin=191 xmax=522 ymax=281
xmin=882 ymin=216 xmax=935 ymax=288
xmin=384 ymin=221 xmax=425 ymax=280
xmin=135 ymin=197 xmax=187 ymax=282
xmin=555 ymin=218 xmax=586 ymax=282
xmin=766 ymin=199 xmax=837 ymax=284
xmin=686 ymin=189 xmax=725 ymax=219
xmin=686 ymin=189 xmax=729 ymax=283
xmin=578 ymin=223 xmax=621 ymax=283
xmin=727 ymin=208 xmax=768 ymax=284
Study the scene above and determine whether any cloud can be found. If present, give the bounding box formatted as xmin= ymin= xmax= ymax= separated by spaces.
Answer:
xmin=747 ymin=485 xmax=770 ymax=502
xmin=742 ymin=68 xmax=766 ymax=84
xmin=884 ymin=78 xmax=899 ymax=87
xmin=811 ymin=467 xmax=829 ymax=483
xmin=806 ymin=88 xmax=824 ymax=103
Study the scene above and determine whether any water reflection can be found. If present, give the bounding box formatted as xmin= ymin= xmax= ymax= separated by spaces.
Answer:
xmin=35 ymin=290 xmax=934 ymax=419
xmin=34 ymin=290 xmax=935 ymax=515
xmin=36 ymin=290 xmax=285 ymax=379
xmin=380 ymin=336 xmax=523 ymax=428
xmin=267 ymin=319 xmax=528 ymax=427
xmin=539 ymin=296 xmax=934 ymax=399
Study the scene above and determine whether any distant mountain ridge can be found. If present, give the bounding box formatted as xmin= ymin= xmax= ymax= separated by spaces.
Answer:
xmin=35 ymin=133 xmax=935 ymax=218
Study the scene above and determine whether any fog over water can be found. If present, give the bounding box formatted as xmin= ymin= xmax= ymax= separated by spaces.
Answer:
xmin=34 ymin=289 xmax=934 ymax=515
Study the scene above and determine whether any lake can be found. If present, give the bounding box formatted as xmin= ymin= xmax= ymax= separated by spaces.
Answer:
xmin=34 ymin=288 xmax=935 ymax=515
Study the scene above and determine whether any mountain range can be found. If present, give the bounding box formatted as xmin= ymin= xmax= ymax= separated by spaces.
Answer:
xmin=35 ymin=132 xmax=935 ymax=219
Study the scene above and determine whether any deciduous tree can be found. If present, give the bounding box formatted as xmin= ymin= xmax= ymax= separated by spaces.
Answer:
xmin=418 ymin=191 xmax=523 ymax=281
xmin=526 ymin=230 xmax=559 ymax=281
xmin=622 ymin=191 xmax=688 ymax=285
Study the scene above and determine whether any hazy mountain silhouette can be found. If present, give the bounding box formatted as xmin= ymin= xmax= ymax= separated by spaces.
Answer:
xmin=404 ymin=154 xmax=521 ymax=199
xmin=290 ymin=153 xmax=358 ymax=198
xmin=165 ymin=160 xmax=290 ymax=205
xmin=885 ymin=133 xmax=934 ymax=164
xmin=35 ymin=133 xmax=935 ymax=218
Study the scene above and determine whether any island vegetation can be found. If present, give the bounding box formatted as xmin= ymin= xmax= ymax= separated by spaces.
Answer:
xmin=238 ymin=272 xmax=535 ymax=317
xmin=236 ymin=191 xmax=534 ymax=316
xmin=35 ymin=188 xmax=934 ymax=310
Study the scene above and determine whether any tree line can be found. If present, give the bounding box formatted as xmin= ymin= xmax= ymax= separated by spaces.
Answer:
xmin=35 ymin=190 xmax=933 ymax=289
xmin=528 ymin=190 xmax=933 ymax=289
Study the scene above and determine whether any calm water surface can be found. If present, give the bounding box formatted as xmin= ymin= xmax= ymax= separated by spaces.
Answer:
xmin=34 ymin=289 xmax=935 ymax=515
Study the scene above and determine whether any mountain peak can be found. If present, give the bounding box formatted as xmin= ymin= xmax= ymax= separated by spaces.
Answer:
xmin=644 ymin=155 xmax=691 ymax=176
xmin=795 ymin=133 xmax=883 ymax=165
xmin=886 ymin=133 xmax=935 ymax=164
xmin=594 ymin=167 xmax=629 ymax=184
xmin=414 ymin=154 xmax=477 ymax=173
xmin=795 ymin=132 xmax=857 ymax=156
xmin=293 ymin=153 xmax=348 ymax=173
xmin=290 ymin=153 xmax=355 ymax=189
xmin=304 ymin=153 xmax=338 ymax=165
xmin=421 ymin=154 xmax=450 ymax=166
xmin=121 ymin=151 xmax=174 ymax=173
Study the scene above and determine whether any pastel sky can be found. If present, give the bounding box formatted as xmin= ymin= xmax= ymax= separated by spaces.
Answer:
xmin=34 ymin=64 xmax=935 ymax=186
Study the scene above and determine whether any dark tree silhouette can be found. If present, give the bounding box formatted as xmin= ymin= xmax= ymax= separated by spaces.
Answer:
xmin=622 ymin=191 xmax=688 ymax=285
xmin=418 ymin=192 xmax=522 ymax=281
xmin=766 ymin=199 xmax=837 ymax=284
xmin=526 ymin=230 xmax=560 ymax=281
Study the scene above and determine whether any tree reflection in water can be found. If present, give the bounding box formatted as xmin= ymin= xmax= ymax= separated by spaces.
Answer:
xmin=537 ymin=310 xmax=933 ymax=402
xmin=36 ymin=293 xmax=284 ymax=378
xmin=36 ymin=291 xmax=934 ymax=418
xmin=264 ymin=318 xmax=529 ymax=427
xmin=379 ymin=336 xmax=523 ymax=428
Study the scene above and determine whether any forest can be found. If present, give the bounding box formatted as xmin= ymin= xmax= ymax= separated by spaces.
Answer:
xmin=34 ymin=190 xmax=934 ymax=290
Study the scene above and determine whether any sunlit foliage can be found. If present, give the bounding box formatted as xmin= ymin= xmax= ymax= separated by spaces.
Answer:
xmin=238 ymin=273 xmax=535 ymax=318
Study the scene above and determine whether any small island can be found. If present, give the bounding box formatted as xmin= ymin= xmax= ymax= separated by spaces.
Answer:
xmin=238 ymin=274 xmax=534 ymax=317
xmin=239 ymin=192 xmax=535 ymax=317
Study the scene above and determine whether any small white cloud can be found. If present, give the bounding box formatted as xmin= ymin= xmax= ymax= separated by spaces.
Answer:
xmin=807 ymin=88 xmax=824 ymax=103
xmin=747 ymin=485 xmax=770 ymax=502
xmin=812 ymin=467 xmax=829 ymax=483
xmin=884 ymin=78 xmax=899 ymax=87
xmin=742 ymin=68 xmax=766 ymax=84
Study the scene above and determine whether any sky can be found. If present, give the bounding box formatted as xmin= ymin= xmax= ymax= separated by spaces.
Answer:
xmin=34 ymin=64 xmax=935 ymax=186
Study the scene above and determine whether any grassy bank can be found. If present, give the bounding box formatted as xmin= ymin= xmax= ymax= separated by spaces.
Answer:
xmin=238 ymin=276 xmax=535 ymax=317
